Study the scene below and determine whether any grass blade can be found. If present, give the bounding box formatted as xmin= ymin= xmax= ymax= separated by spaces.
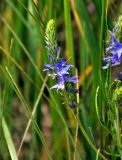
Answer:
xmin=2 ymin=117 xmax=18 ymax=160
xmin=64 ymin=0 xmax=75 ymax=65
xmin=4 ymin=67 xmax=52 ymax=159
xmin=71 ymin=0 xmax=100 ymax=88
xmin=17 ymin=75 xmax=48 ymax=155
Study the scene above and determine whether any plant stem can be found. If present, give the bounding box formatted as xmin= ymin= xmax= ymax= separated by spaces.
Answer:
xmin=115 ymin=105 xmax=122 ymax=159
xmin=73 ymin=70 xmax=79 ymax=160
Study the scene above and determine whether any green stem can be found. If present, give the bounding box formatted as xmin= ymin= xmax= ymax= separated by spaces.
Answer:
xmin=65 ymin=128 xmax=71 ymax=160
xmin=74 ymin=115 xmax=107 ymax=160
xmin=99 ymin=0 xmax=108 ymax=150
xmin=73 ymin=70 xmax=79 ymax=160
xmin=115 ymin=105 xmax=122 ymax=159
xmin=17 ymin=75 xmax=48 ymax=156
xmin=64 ymin=0 xmax=75 ymax=65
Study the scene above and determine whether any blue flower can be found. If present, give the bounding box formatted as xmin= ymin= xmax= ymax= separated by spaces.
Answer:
xmin=43 ymin=64 xmax=54 ymax=71
xmin=66 ymin=76 xmax=79 ymax=83
xmin=56 ymin=59 xmax=73 ymax=76
xmin=50 ymin=76 xmax=65 ymax=91
xmin=44 ymin=19 xmax=78 ymax=108
xmin=44 ymin=58 xmax=78 ymax=90
xmin=44 ymin=58 xmax=78 ymax=91
xmin=103 ymin=29 xmax=122 ymax=69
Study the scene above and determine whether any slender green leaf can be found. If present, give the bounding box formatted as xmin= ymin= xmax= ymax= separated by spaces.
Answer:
xmin=64 ymin=0 xmax=75 ymax=65
xmin=2 ymin=117 xmax=18 ymax=160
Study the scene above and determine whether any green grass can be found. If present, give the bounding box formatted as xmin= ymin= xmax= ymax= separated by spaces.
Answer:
xmin=0 ymin=0 xmax=122 ymax=159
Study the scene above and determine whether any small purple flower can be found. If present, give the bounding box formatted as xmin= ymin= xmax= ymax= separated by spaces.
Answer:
xmin=66 ymin=76 xmax=79 ymax=83
xmin=103 ymin=28 xmax=122 ymax=69
xmin=50 ymin=76 xmax=65 ymax=91
xmin=44 ymin=58 xmax=78 ymax=91
xmin=56 ymin=60 xmax=73 ymax=76
xmin=43 ymin=64 xmax=54 ymax=71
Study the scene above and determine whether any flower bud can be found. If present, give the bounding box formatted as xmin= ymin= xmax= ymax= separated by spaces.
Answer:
xmin=45 ymin=19 xmax=57 ymax=54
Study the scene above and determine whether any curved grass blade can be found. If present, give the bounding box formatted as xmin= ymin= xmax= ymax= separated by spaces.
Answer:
xmin=95 ymin=86 xmax=109 ymax=132
xmin=0 ymin=46 xmax=39 ymax=89
xmin=99 ymin=0 xmax=108 ymax=55
xmin=4 ymin=67 xmax=52 ymax=160
xmin=17 ymin=75 xmax=48 ymax=156
xmin=75 ymin=115 xmax=107 ymax=160
xmin=71 ymin=0 xmax=100 ymax=88
xmin=0 ymin=17 xmax=42 ymax=80
xmin=2 ymin=117 xmax=18 ymax=160
xmin=96 ymin=148 xmax=100 ymax=160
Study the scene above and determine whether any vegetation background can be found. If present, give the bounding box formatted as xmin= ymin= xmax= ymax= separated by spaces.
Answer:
xmin=0 ymin=0 xmax=122 ymax=160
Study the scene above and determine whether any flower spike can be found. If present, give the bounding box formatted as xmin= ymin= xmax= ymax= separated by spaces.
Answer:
xmin=43 ymin=19 xmax=78 ymax=108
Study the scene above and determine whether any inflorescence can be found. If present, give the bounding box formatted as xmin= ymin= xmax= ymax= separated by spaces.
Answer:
xmin=102 ymin=19 xmax=122 ymax=155
xmin=103 ymin=26 xmax=122 ymax=69
xmin=102 ymin=18 xmax=122 ymax=106
xmin=43 ymin=19 xmax=78 ymax=108
xmin=103 ymin=23 xmax=122 ymax=70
